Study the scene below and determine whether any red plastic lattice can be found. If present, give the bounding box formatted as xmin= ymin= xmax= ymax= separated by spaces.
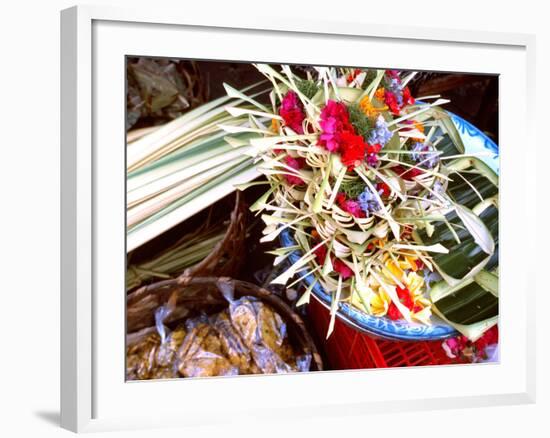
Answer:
xmin=307 ymin=297 xmax=453 ymax=369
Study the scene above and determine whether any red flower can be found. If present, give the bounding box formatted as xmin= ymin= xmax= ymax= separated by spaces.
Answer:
xmin=384 ymin=90 xmax=401 ymax=115
xmin=377 ymin=182 xmax=391 ymax=198
xmin=366 ymin=143 xmax=382 ymax=155
xmin=313 ymin=241 xmax=353 ymax=279
xmin=313 ymin=244 xmax=328 ymax=264
xmin=403 ymin=87 xmax=415 ymax=106
xmin=387 ymin=304 xmax=401 ymax=320
xmin=474 ymin=325 xmax=499 ymax=356
xmin=443 ymin=326 xmax=498 ymax=362
xmin=318 ymin=100 xmax=355 ymax=152
xmin=346 ymin=68 xmax=363 ymax=83
xmin=396 ymin=286 xmax=414 ymax=308
xmin=335 ymin=192 xmax=347 ymax=207
xmin=392 ymin=165 xmax=424 ymax=181
xmin=333 ymin=259 xmax=353 ymax=279
xmin=279 ymin=91 xmax=305 ymax=134
xmin=387 ymin=286 xmax=414 ymax=320
xmin=485 ymin=325 xmax=499 ymax=344
xmin=339 ymin=131 xmax=366 ymax=169
xmin=318 ymin=100 xmax=383 ymax=170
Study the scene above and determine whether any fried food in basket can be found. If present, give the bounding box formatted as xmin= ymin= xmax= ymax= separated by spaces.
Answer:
xmin=126 ymin=334 xmax=159 ymax=380
xmin=126 ymin=296 xmax=310 ymax=380
xmin=126 ymin=326 xmax=187 ymax=380
xmin=229 ymin=297 xmax=296 ymax=374
xmin=155 ymin=326 xmax=187 ymax=368
xmin=176 ymin=322 xmax=238 ymax=378
xmin=211 ymin=310 xmax=259 ymax=373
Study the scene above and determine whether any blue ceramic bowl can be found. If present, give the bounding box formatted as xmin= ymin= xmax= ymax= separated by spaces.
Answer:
xmin=279 ymin=113 xmax=499 ymax=341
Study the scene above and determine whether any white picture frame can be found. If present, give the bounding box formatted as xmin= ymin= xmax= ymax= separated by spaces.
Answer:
xmin=61 ymin=4 xmax=536 ymax=433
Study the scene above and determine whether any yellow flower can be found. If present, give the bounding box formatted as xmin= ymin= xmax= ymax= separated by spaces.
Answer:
xmin=412 ymin=121 xmax=425 ymax=142
xmin=270 ymin=118 xmax=280 ymax=133
xmin=405 ymin=255 xmax=419 ymax=271
xmin=385 ymin=259 xmax=404 ymax=283
xmin=414 ymin=121 xmax=425 ymax=134
xmin=375 ymin=87 xmax=385 ymax=102
xmin=370 ymin=290 xmax=390 ymax=317
xmin=359 ymin=94 xmax=387 ymax=118
xmin=405 ymin=271 xmax=424 ymax=295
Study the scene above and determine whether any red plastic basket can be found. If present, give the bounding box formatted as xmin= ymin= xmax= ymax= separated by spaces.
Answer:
xmin=307 ymin=297 xmax=454 ymax=369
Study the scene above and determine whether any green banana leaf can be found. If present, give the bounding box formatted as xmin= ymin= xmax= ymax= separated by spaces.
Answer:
xmin=430 ymin=270 xmax=498 ymax=341
xmin=416 ymin=106 xmax=466 ymax=155
xmin=415 ymin=157 xmax=498 ymax=280
xmin=415 ymin=199 xmax=498 ymax=282
xmin=414 ymin=157 xmax=499 ymax=339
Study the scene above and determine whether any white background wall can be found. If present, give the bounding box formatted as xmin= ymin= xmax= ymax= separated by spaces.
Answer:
xmin=0 ymin=1 xmax=546 ymax=436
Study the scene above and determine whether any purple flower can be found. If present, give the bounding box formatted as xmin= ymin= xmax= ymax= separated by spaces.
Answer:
xmin=358 ymin=186 xmax=382 ymax=216
xmin=368 ymin=115 xmax=393 ymax=146
xmin=432 ymin=180 xmax=444 ymax=195
xmin=388 ymin=77 xmax=404 ymax=106
xmin=411 ymin=142 xmax=439 ymax=168
xmin=366 ymin=153 xmax=379 ymax=167
xmin=423 ymin=270 xmax=441 ymax=290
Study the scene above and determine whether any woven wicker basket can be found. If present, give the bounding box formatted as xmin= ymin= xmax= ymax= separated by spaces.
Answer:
xmin=127 ymin=276 xmax=323 ymax=372
xmin=182 ymin=191 xmax=247 ymax=278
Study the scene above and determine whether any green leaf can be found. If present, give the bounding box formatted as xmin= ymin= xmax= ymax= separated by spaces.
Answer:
xmin=429 ymin=106 xmax=465 ymax=154
xmin=453 ymin=204 xmax=495 ymax=255
xmin=223 ymin=83 xmax=269 ymax=113
xmin=250 ymin=186 xmax=276 ymax=212
xmin=430 ymin=271 xmax=498 ymax=340
xmin=414 ymin=155 xmax=498 ymax=283
xmin=447 ymin=157 xmax=498 ymax=187
xmin=347 ymin=103 xmax=370 ymax=139
xmin=313 ymin=155 xmax=333 ymax=213
xmin=295 ymin=79 xmax=320 ymax=100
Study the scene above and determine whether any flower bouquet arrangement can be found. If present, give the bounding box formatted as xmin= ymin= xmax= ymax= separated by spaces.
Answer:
xmin=221 ymin=64 xmax=499 ymax=341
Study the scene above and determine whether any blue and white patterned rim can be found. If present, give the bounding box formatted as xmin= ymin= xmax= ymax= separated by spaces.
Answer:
xmin=279 ymin=112 xmax=499 ymax=341
xmin=450 ymin=113 xmax=499 ymax=174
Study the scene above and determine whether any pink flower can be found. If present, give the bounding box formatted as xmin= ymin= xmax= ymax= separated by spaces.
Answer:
xmin=335 ymin=193 xmax=365 ymax=218
xmin=283 ymin=155 xmax=305 ymax=185
xmin=318 ymin=100 xmax=354 ymax=152
xmin=279 ymin=91 xmax=305 ymax=134
xmin=343 ymin=199 xmax=363 ymax=217
xmin=319 ymin=118 xmax=340 ymax=152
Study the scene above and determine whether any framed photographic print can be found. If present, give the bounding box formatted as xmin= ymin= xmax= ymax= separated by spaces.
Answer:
xmin=61 ymin=4 xmax=536 ymax=433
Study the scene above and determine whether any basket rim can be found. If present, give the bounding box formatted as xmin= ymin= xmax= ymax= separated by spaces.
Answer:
xmin=127 ymin=276 xmax=324 ymax=372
